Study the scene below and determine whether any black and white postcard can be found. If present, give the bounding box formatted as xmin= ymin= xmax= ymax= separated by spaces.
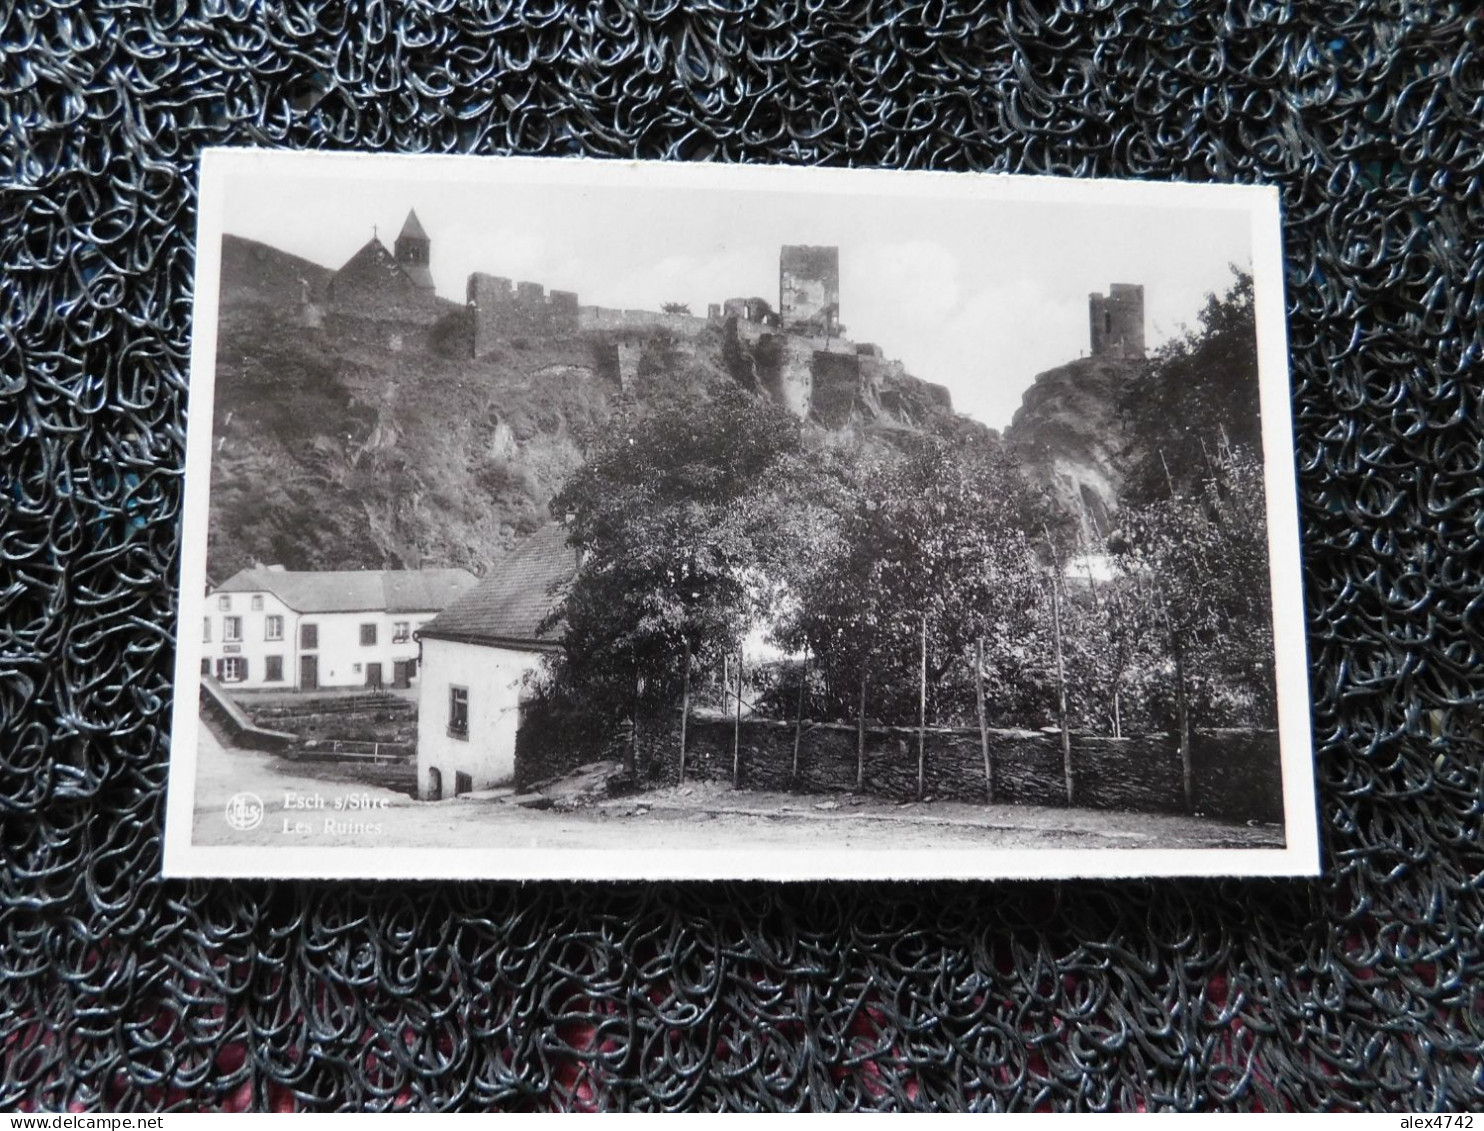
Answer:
xmin=164 ymin=150 xmax=1318 ymax=880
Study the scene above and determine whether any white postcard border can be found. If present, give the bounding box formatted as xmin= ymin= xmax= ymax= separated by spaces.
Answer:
xmin=164 ymin=149 xmax=1319 ymax=881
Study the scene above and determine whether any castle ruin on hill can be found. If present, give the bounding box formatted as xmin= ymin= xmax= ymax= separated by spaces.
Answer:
xmin=463 ymin=238 xmax=905 ymax=422
xmin=316 ymin=208 xmax=1142 ymax=426
xmin=318 ymin=209 xmax=931 ymax=423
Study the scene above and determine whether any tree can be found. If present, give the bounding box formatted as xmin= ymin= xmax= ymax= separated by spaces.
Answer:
xmin=1111 ymin=445 xmax=1276 ymax=805
xmin=660 ymin=302 xmax=691 ymax=315
xmin=1120 ymin=269 xmax=1260 ymax=506
xmin=543 ymin=387 xmax=806 ymax=776
xmin=777 ymin=434 xmax=1044 ymax=796
xmin=1057 ymin=552 xmax=1165 ymax=737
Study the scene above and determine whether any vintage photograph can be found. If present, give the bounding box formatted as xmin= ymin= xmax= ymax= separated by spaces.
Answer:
xmin=165 ymin=151 xmax=1317 ymax=880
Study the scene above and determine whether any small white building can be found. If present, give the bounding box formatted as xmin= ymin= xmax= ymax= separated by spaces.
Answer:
xmin=203 ymin=567 xmax=477 ymax=691
xmin=415 ymin=525 xmax=576 ymax=800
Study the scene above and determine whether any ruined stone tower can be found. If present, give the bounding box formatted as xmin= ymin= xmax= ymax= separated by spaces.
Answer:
xmin=393 ymin=209 xmax=435 ymax=292
xmin=779 ymin=245 xmax=840 ymax=337
xmin=1088 ymin=283 xmax=1145 ymax=359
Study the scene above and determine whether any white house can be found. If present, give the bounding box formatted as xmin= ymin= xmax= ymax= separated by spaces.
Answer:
xmin=203 ymin=567 xmax=477 ymax=692
xmin=415 ymin=524 xmax=577 ymax=800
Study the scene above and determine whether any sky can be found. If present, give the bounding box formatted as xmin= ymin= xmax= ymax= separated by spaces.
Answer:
xmin=221 ymin=164 xmax=1254 ymax=431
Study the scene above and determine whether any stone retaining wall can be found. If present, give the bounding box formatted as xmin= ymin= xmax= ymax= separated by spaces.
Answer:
xmin=199 ymin=677 xmax=295 ymax=752
xmin=633 ymin=715 xmax=1285 ymax=824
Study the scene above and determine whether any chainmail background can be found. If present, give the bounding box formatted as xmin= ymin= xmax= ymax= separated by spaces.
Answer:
xmin=2 ymin=0 xmax=1482 ymax=1112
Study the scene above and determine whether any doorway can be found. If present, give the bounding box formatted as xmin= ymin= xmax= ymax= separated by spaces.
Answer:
xmin=299 ymin=655 xmax=318 ymax=691
xmin=392 ymin=659 xmax=411 ymax=689
xmin=427 ymin=766 xmax=442 ymax=801
xmin=365 ymin=662 xmax=383 ymax=690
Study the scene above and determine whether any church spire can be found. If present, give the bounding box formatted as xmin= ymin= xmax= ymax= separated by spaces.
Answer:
xmin=398 ymin=209 xmax=429 ymax=242
xmin=392 ymin=208 xmax=435 ymax=290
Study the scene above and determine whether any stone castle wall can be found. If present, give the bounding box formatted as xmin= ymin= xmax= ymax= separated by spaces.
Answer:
xmin=1089 ymin=283 xmax=1146 ymax=358
xmin=469 ymin=271 xmax=726 ymax=358
xmin=459 ymin=246 xmax=930 ymax=427
xmin=468 ymin=273 xmax=580 ymax=356
xmin=577 ymin=306 xmax=713 ymax=337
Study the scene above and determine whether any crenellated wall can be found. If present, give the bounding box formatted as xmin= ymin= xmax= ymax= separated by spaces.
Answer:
xmin=468 ymin=273 xmax=582 ymax=356
xmin=576 ymin=306 xmax=712 ymax=336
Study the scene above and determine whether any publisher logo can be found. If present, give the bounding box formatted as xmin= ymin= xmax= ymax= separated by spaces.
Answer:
xmin=225 ymin=792 xmax=265 ymax=831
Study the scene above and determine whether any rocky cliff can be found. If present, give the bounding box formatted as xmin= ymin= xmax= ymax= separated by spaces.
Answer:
xmin=1004 ymin=355 xmax=1147 ymax=541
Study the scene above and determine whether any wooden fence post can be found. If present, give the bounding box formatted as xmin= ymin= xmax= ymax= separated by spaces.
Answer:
xmin=732 ymin=646 xmax=743 ymax=788
xmin=975 ymin=637 xmax=993 ymax=804
xmin=856 ymin=669 xmax=868 ymax=791
xmin=917 ymin=613 xmax=927 ymax=802
xmin=1050 ymin=572 xmax=1074 ymax=806
xmin=791 ymin=648 xmax=807 ymax=785
xmin=1174 ymin=642 xmax=1193 ymax=811
xmin=628 ymin=667 xmax=640 ymax=778
xmin=678 ymin=637 xmax=691 ymax=784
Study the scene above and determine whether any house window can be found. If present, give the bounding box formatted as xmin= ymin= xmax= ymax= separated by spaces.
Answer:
xmin=360 ymin=623 xmax=377 ymax=647
xmin=264 ymin=615 xmax=284 ymax=641
xmin=200 ymin=658 xmax=210 ymax=676
xmin=223 ymin=616 xmax=242 ymax=643
xmin=203 ymin=617 xmax=211 ymax=643
xmin=265 ymin=656 xmax=283 ymax=682
xmin=221 ymin=656 xmax=246 ymax=682
xmin=352 ymin=663 xmax=362 ymax=675
xmin=251 ymin=595 xmax=264 ymax=611
xmin=392 ymin=621 xmax=411 ymax=643
xmin=218 ymin=595 xmax=231 ymax=611
xmin=448 ymin=686 xmax=468 ymax=739
xmin=301 ymin=623 xmax=318 ymax=649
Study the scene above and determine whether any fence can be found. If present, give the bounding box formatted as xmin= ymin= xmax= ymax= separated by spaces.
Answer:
xmin=288 ymin=738 xmax=414 ymax=764
xmin=630 ymin=713 xmax=1285 ymax=825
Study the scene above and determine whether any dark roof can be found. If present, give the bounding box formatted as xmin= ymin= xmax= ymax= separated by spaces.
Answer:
xmin=400 ymin=263 xmax=436 ymax=291
xmin=399 ymin=208 xmax=429 ymax=241
xmin=338 ymin=236 xmax=393 ymax=272
xmin=418 ymin=524 xmax=577 ymax=649
xmin=333 ymin=236 xmax=435 ymax=292
xmin=215 ymin=567 xmax=477 ymax=614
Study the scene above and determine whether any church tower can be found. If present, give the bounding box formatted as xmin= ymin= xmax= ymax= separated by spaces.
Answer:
xmin=393 ymin=209 xmax=435 ymax=291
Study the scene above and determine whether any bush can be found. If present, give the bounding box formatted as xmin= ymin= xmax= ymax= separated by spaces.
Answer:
xmin=473 ymin=455 xmax=538 ymax=502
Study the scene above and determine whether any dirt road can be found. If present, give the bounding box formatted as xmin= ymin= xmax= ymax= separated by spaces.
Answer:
xmin=191 ymin=727 xmax=1282 ymax=855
